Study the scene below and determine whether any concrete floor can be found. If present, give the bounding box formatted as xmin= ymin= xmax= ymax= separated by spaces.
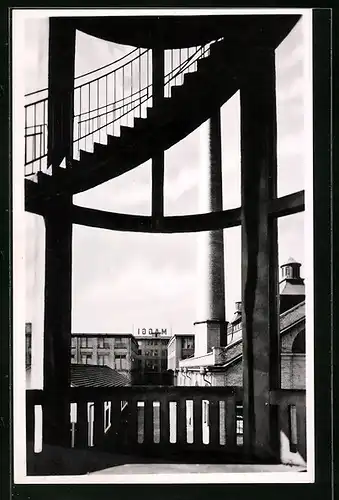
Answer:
xmin=91 ymin=463 xmax=307 ymax=475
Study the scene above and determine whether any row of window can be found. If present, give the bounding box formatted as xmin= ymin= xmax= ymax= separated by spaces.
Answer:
xmin=141 ymin=339 xmax=170 ymax=347
xmin=71 ymin=337 xmax=129 ymax=349
xmin=71 ymin=353 xmax=127 ymax=369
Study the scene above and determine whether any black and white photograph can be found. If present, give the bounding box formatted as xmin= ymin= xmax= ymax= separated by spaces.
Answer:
xmin=12 ymin=8 xmax=314 ymax=483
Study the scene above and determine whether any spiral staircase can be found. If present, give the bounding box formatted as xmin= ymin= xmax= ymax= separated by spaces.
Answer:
xmin=24 ymin=14 xmax=300 ymax=210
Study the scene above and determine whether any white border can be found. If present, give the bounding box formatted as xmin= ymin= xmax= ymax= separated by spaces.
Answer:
xmin=12 ymin=7 xmax=314 ymax=485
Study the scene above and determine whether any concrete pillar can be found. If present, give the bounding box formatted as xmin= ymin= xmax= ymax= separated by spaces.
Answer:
xmin=47 ymin=18 xmax=76 ymax=171
xmin=152 ymin=48 xmax=165 ymax=221
xmin=240 ymin=48 xmax=280 ymax=462
xmin=43 ymin=196 xmax=73 ymax=446
xmin=195 ymin=109 xmax=227 ymax=357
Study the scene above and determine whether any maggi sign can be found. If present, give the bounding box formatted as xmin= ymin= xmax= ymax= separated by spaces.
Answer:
xmin=136 ymin=328 xmax=168 ymax=336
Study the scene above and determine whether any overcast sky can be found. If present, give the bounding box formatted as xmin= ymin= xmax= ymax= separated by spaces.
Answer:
xmin=24 ymin=14 xmax=307 ymax=335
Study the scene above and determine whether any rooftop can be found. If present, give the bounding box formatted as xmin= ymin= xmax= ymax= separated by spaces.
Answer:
xmin=70 ymin=364 xmax=130 ymax=388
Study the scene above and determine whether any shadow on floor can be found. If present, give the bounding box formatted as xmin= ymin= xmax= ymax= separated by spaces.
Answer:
xmin=27 ymin=443 xmax=306 ymax=476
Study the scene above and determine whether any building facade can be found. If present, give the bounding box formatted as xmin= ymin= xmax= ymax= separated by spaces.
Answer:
xmin=177 ymin=259 xmax=306 ymax=391
xmin=167 ymin=333 xmax=195 ymax=371
xmin=135 ymin=332 xmax=172 ymax=383
xmin=71 ymin=333 xmax=139 ymax=383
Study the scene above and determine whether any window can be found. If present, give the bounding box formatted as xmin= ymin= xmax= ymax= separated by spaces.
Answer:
xmin=98 ymin=355 xmax=105 ymax=366
xmin=71 ymin=337 xmax=76 ymax=348
xmin=115 ymin=354 xmax=127 ymax=370
xmin=80 ymin=337 xmax=91 ymax=348
xmin=81 ymin=354 xmax=92 ymax=365
xmin=104 ymin=340 xmax=111 ymax=349
xmin=97 ymin=338 xmax=104 ymax=349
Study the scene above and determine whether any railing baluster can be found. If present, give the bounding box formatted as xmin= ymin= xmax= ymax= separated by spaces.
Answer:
xmin=93 ymin=400 xmax=105 ymax=448
xmin=297 ymin=401 xmax=306 ymax=456
xmin=144 ymin=399 xmax=154 ymax=445
xmin=103 ymin=398 xmax=121 ymax=451
xmin=159 ymin=395 xmax=170 ymax=446
xmin=209 ymin=398 xmax=220 ymax=447
xmin=193 ymin=397 xmax=203 ymax=447
xmin=96 ymin=79 xmax=99 ymax=144
xmin=33 ymin=104 xmax=36 ymax=167
xmin=26 ymin=395 xmax=35 ymax=458
xmin=43 ymin=101 xmax=46 ymax=166
xmin=113 ymin=71 xmax=116 ymax=136
xmin=225 ymin=396 xmax=236 ymax=448
xmin=122 ymin=65 xmax=125 ymax=126
xmin=130 ymin=59 xmax=133 ymax=124
xmin=75 ymin=401 xmax=88 ymax=449
xmin=105 ymin=75 xmax=108 ymax=140
xmin=139 ymin=48 xmax=141 ymax=117
xmin=177 ymin=397 xmax=187 ymax=445
xmin=24 ymin=107 xmax=27 ymax=167
xmin=79 ymin=87 xmax=82 ymax=155
xmin=125 ymin=397 xmax=138 ymax=449
xmin=39 ymin=124 xmax=42 ymax=172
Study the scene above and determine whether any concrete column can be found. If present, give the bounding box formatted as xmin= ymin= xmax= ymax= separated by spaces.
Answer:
xmin=240 ymin=48 xmax=280 ymax=462
xmin=152 ymin=48 xmax=165 ymax=221
xmin=195 ymin=109 xmax=227 ymax=357
xmin=43 ymin=196 xmax=73 ymax=446
xmin=47 ymin=18 xmax=76 ymax=171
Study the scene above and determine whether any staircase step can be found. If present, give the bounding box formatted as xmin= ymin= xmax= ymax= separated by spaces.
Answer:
xmin=93 ymin=141 xmax=110 ymax=157
xmin=32 ymin=36 xmax=240 ymax=195
xmin=120 ymin=125 xmax=134 ymax=137
xmin=70 ymin=159 xmax=82 ymax=169
xmin=79 ymin=149 xmax=95 ymax=164
xmin=170 ymin=85 xmax=186 ymax=100
xmin=183 ymin=71 xmax=198 ymax=86
xmin=107 ymin=134 xmax=119 ymax=147
xmin=146 ymin=97 xmax=171 ymax=118
xmin=197 ymin=56 xmax=212 ymax=72
xmin=133 ymin=117 xmax=146 ymax=130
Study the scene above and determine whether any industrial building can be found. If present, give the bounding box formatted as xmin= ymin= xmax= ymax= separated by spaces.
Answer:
xmin=70 ymin=333 xmax=139 ymax=383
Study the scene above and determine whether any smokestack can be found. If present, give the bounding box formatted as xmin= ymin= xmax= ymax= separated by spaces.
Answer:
xmin=194 ymin=111 xmax=227 ymax=356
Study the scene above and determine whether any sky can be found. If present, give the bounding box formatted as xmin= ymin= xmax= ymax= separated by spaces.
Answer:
xmin=23 ymin=13 xmax=308 ymax=337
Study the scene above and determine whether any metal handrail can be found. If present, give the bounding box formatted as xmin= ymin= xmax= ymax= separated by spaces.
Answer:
xmin=24 ymin=38 xmax=222 ymax=174
xmin=75 ymin=41 xmax=215 ymax=125
xmin=24 ymin=46 xmax=140 ymax=97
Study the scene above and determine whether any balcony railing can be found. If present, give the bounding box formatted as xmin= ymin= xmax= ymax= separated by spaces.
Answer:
xmin=27 ymin=386 xmax=243 ymax=459
xmin=26 ymin=386 xmax=306 ymax=469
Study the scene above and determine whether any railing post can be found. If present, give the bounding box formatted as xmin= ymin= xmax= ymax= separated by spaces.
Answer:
xmin=151 ymin=47 xmax=165 ymax=221
xmin=240 ymin=47 xmax=280 ymax=462
xmin=47 ymin=18 xmax=76 ymax=171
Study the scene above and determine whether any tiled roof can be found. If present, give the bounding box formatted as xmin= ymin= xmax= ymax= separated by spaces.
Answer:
xmin=70 ymin=364 xmax=130 ymax=387
xmin=280 ymin=300 xmax=305 ymax=331
xmin=279 ymin=281 xmax=305 ymax=295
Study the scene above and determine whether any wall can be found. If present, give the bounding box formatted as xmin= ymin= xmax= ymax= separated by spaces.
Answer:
xmin=281 ymin=354 xmax=306 ymax=389
xmin=71 ymin=335 xmax=137 ymax=378
xmin=167 ymin=337 xmax=178 ymax=371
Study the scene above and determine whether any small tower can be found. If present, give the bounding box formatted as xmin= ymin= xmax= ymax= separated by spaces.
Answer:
xmin=279 ymin=257 xmax=305 ymax=313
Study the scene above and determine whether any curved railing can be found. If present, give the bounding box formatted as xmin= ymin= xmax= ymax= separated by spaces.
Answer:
xmin=24 ymin=39 xmax=222 ymax=177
